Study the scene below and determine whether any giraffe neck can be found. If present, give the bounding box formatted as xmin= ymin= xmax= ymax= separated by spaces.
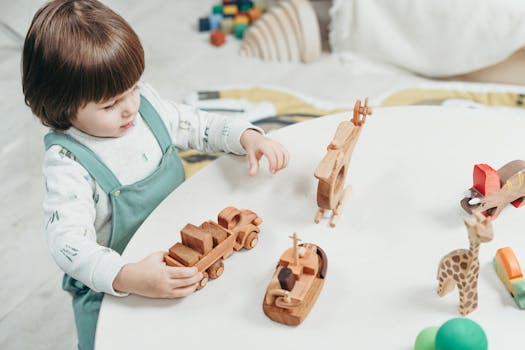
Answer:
xmin=469 ymin=241 xmax=480 ymax=259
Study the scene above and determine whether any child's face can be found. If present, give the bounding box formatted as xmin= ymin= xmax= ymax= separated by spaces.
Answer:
xmin=71 ymin=84 xmax=140 ymax=138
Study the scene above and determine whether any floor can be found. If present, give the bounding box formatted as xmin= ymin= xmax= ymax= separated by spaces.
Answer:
xmin=0 ymin=1 xmax=426 ymax=349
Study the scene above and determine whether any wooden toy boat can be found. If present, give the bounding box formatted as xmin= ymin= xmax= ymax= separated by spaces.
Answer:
xmin=262 ymin=233 xmax=327 ymax=325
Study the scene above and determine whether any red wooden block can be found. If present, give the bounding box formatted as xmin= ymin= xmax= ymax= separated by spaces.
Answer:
xmin=473 ymin=164 xmax=500 ymax=195
xmin=210 ymin=30 xmax=226 ymax=47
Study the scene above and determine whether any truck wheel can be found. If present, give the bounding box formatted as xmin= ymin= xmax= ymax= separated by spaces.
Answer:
xmin=207 ymin=260 xmax=224 ymax=279
xmin=243 ymin=231 xmax=259 ymax=250
xmin=197 ymin=271 xmax=209 ymax=290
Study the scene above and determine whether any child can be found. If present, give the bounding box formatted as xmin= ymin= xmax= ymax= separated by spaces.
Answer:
xmin=22 ymin=1 xmax=289 ymax=349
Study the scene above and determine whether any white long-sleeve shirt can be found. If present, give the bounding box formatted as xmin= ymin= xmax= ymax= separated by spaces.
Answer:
xmin=43 ymin=83 xmax=259 ymax=296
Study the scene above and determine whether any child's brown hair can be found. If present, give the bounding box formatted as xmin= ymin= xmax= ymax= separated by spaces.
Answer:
xmin=22 ymin=0 xmax=145 ymax=130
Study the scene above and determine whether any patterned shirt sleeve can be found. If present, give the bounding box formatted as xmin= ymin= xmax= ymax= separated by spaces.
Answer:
xmin=139 ymin=82 xmax=264 ymax=155
xmin=43 ymin=146 xmax=128 ymax=296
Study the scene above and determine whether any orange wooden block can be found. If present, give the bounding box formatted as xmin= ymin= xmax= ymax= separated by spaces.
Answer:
xmin=181 ymin=223 xmax=213 ymax=255
xmin=247 ymin=8 xmax=262 ymax=23
xmin=168 ymin=242 xmax=201 ymax=267
xmin=164 ymin=253 xmax=185 ymax=268
xmin=210 ymin=30 xmax=226 ymax=47
xmin=473 ymin=164 xmax=500 ymax=195
xmin=496 ymin=247 xmax=523 ymax=280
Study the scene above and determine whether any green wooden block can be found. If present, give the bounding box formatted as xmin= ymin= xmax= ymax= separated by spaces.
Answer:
xmin=212 ymin=4 xmax=223 ymax=14
xmin=234 ymin=23 xmax=249 ymax=39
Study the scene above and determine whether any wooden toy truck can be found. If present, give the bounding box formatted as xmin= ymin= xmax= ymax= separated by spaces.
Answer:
xmin=494 ymin=247 xmax=525 ymax=309
xmin=461 ymin=160 xmax=525 ymax=219
xmin=164 ymin=207 xmax=262 ymax=289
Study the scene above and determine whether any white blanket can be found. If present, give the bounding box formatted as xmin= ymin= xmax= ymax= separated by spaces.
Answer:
xmin=329 ymin=0 xmax=525 ymax=77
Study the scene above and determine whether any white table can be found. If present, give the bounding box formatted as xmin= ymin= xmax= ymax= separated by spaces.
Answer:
xmin=96 ymin=106 xmax=525 ymax=349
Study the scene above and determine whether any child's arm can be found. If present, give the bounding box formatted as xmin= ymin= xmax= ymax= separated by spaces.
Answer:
xmin=112 ymin=252 xmax=202 ymax=298
xmin=140 ymin=83 xmax=289 ymax=175
xmin=240 ymin=129 xmax=289 ymax=176
xmin=44 ymin=147 xmax=201 ymax=298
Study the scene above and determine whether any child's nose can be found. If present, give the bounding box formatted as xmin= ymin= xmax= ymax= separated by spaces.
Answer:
xmin=122 ymin=96 xmax=137 ymax=117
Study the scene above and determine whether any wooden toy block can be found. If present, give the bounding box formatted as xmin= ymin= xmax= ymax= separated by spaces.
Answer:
xmin=221 ymin=18 xmax=235 ymax=34
xmin=238 ymin=1 xmax=254 ymax=12
xmin=223 ymin=4 xmax=238 ymax=16
xmin=494 ymin=247 xmax=525 ymax=309
xmin=247 ymin=8 xmax=262 ymax=23
xmin=168 ymin=242 xmax=201 ymax=267
xmin=209 ymin=14 xmax=223 ymax=31
xmin=164 ymin=207 xmax=262 ymax=290
xmin=212 ymin=4 xmax=223 ymax=14
xmin=314 ymin=98 xmax=373 ymax=227
xmin=234 ymin=23 xmax=249 ymax=39
xmin=461 ymin=160 xmax=525 ymax=218
xmin=210 ymin=30 xmax=226 ymax=47
xmin=181 ymin=223 xmax=213 ymax=255
xmin=473 ymin=164 xmax=500 ymax=195
xmin=198 ymin=17 xmax=211 ymax=32
xmin=436 ymin=213 xmax=494 ymax=315
xmin=200 ymin=220 xmax=228 ymax=246
xmin=253 ymin=0 xmax=267 ymax=12
xmin=234 ymin=14 xmax=250 ymax=25
xmin=163 ymin=253 xmax=185 ymax=268
xmin=240 ymin=0 xmax=320 ymax=63
xmin=263 ymin=233 xmax=327 ymax=326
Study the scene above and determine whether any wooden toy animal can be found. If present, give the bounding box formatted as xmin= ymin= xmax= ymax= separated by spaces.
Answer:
xmin=313 ymin=98 xmax=373 ymax=227
xmin=437 ymin=213 xmax=493 ymax=315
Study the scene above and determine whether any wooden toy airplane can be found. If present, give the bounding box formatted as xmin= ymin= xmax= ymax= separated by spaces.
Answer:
xmin=314 ymin=98 xmax=373 ymax=227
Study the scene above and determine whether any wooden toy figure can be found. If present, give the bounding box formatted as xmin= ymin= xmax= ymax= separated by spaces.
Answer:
xmin=461 ymin=160 xmax=525 ymax=219
xmin=437 ymin=213 xmax=494 ymax=315
xmin=240 ymin=0 xmax=321 ymax=63
xmin=262 ymin=233 xmax=327 ymax=326
xmin=494 ymin=246 xmax=525 ymax=309
xmin=164 ymin=207 xmax=262 ymax=289
xmin=314 ymin=98 xmax=373 ymax=227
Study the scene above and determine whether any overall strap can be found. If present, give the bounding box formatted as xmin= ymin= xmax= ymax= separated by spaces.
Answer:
xmin=44 ymin=133 xmax=121 ymax=194
xmin=139 ymin=95 xmax=173 ymax=154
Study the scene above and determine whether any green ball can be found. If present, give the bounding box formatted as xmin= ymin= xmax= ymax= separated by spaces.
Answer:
xmin=414 ymin=326 xmax=438 ymax=350
xmin=435 ymin=318 xmax=488 ymax=350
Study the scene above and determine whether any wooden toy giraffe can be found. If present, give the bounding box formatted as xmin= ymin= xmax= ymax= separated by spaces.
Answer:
xmin=436 ymin=213 xmax=494 ymax=315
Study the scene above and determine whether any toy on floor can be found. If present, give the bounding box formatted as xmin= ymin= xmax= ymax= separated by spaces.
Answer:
xmin=240 ymin=0 xmax=321 ymax=63
xmin=164 ymin=206 xmax=262 ymax=289
xmin=494 ymin=246 xmax=525 ymax=309
xmin=198 ymin=1 xmax=267 ymax=47
xmin=414 ymin=318 xmax=488 ymax=350
xmin=436 ymin=213 xmax=493 ymax=315
xmin=262 ymin=233 xmax=327 ymax=326
xmin=314 ymin=98 xmax=373 ymax=227
xmin=461 ymin=160 xmax=525 ymax=219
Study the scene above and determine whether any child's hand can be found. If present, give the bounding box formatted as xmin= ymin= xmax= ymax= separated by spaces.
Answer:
xmin=113 ymin=252 xmax=202 ymax=298
xmin=240 ymin=129 xmax=289 ymax=176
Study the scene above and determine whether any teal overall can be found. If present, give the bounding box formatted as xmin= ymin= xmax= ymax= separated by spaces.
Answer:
xmin=44 ymin=96 xmax=185 ymax=350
